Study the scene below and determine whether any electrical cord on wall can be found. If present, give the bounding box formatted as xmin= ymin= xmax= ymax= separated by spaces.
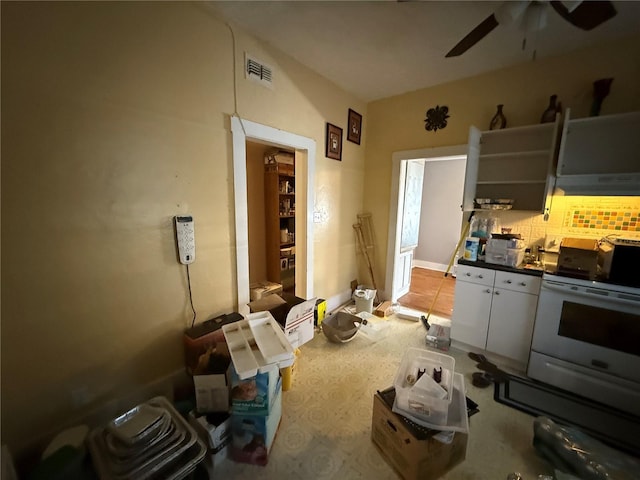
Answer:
xmin=186 ymin=264 xmax=197 ymax=328
xmin=225 ymin=20 xmax=247 ymax=135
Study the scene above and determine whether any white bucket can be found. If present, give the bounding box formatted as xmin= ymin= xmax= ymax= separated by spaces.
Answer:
xmin=353 ymin=288 xmax=376 ymax=313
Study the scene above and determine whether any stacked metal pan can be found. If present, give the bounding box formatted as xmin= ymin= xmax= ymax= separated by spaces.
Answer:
xmin=87 ymin=396 xmax=205 ymax=480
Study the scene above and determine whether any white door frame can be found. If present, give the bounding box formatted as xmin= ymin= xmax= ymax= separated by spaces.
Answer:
xmin=231 ymin=116 xmax=316 ymax=315
xmin=385 ymin=145 xmax=467 ymax=302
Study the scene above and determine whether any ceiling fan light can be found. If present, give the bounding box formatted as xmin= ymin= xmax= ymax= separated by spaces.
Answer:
xmin=495 ymin=0 xmax=529 ymax=27
xmin=561 ymin=0 xmax=582 ymax=13
xmin=524 ymin=3 xmax=549 ymax=32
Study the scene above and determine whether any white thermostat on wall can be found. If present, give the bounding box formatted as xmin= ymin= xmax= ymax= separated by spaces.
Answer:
xmin=174 ymin=215 xmax=195 ymax=264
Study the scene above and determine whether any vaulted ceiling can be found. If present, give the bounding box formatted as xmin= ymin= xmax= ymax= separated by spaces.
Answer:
xmin=210 ymin=1 xmax=640 ymax=102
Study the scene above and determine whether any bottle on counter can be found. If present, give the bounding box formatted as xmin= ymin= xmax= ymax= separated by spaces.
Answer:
xmin=464 ymin=237 xmax=480 ymax=261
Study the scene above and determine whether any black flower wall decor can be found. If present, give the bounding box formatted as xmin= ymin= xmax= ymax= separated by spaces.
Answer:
xmin=424 ymin=105 xmax=450 ymax=132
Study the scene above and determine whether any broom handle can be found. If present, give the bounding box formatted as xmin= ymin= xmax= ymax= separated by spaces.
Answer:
xmin=426 ymin=211 xmax=475 ymax=320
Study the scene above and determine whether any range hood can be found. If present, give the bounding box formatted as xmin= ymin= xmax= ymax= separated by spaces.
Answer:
xmin=554 ymin=173 xmax=640 ymax=196
xmin=555 ymin=109 xmax=640 ymax=196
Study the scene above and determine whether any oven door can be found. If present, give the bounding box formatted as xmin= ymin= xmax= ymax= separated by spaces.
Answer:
xmin=531 ymin=279 xmax=640 ymax=384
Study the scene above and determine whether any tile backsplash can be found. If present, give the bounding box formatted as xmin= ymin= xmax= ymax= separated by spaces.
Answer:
xmin=564 ymin=204 xmax=639 ymax=234
xmin=480 ymin=196 xmax=640 ymax=249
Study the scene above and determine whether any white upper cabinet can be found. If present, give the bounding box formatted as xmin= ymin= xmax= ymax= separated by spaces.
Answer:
xmin=463 ymin=116 xmax=561 ymax=214
xmin=558 ymin=110 xmax=640 ymax=175
xmin=555 ymin=109 xmax=640 ymax=195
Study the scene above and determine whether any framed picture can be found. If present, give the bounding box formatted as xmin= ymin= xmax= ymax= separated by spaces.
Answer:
xmin=325 ymin=123 xmax=343 ymax=161
xmin=347 ymin=109 xmax=362 ymax=145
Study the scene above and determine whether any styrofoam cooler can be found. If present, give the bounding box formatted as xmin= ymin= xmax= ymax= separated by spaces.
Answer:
xmin=393 ymin=348 xmax=455 ymax=426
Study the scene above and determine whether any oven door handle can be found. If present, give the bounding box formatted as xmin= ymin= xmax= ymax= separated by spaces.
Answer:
xmin=541 ymin=281 xmax=640 ymax=307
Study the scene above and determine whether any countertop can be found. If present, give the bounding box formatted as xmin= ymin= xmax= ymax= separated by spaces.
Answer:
xmin=457 ymin=258 xmax=545 ymax=277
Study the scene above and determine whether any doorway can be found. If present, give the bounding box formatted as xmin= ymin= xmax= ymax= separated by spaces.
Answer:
xmin=231 ymin=117 xmax=316 ymax=315
xmin=385 ymin=145 xmax=467 ymax=304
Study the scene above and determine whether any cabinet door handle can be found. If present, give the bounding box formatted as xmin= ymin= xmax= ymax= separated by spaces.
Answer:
xmin=465 ymin=272 xmax=471 ymax=276
xmin=478 ymin=275 xmax=484 ymax=279
xmin=494 ymin=291 xmax=500 ymax=295
xmin=505 ymin=280 xmax=512 ymax=284
xmin=485 ymin=289 xmax=491 ymax=293
xmin=519 ymin=282 xmax=527 ymax=286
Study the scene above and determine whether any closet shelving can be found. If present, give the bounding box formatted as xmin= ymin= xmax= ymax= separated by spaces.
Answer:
xmin=264 ymin=156 xmax=296 ymax=294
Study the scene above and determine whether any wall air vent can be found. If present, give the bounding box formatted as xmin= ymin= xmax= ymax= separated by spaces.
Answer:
xmin=245 ymin=53 xmax=273 ymax=89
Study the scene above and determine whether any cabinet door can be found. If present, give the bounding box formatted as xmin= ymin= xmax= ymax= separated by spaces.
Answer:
xmin=558 ymin=110 xmax=640 ymax=176
xmin=451 ymin=280 xmax=493 ymax=349
xmin=462 ymin=126 xmax=481 ymax=211
xmin=486 ymin=289 xmax=538 ymax=364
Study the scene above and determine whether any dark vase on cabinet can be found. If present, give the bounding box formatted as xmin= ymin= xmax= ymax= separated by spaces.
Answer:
xmin=590 ymin=78 xmax=614 ymax=117
xmin=541 ymin=95 xmax=560 ymax=123
xmin=489 ymin=104 xmax=507 ymax=130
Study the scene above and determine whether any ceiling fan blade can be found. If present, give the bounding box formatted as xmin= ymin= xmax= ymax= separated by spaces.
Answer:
xmin=446 ymin=14 xmax=499 ymax=58
xmin=550 ymin=0 xmax=617 ymax=30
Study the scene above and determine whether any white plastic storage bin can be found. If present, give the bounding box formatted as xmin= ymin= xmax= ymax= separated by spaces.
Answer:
xmin=393 ymin=348 xmax=455 ymax=426
xmin=222 ymin=312 xmax=295 ymax=380
xmin=485 ymin=245 xmax=525 ymax=267
xmin=392 ymin=372 xmax=469 ymax=433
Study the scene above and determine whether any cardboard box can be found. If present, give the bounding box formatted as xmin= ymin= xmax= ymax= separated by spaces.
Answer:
xmin=374 ymin=301 xmax=393 ymax=318
xmin=248 ymin=293 xmax=303 ymax=326
xmin=283 ymin=298 xmax=317 ymax=349
xmin=230 ymin=383 xmax=283 ymax=466
xmin=558 ymin=237 xmax=599 ymax=279
xmin=188 ymin=411 xmax=231 ymax=474
xmin=189 ymin=411 xmax=231 ymax=450
xmin=183 ymin=312 xmax=242 ymax=375
xmin=190 ymin=341 xmax=232 ymax=413
xmin=264 ymin=150 xmax=294 ymax=166
xmin=371 ymin=393 xmax=467 ymax=480
xmin=247 ymin=293 xmax=316 ymax=349
xmin=194 ymin=373 xmax=230 ymax=413
xmin=250 ymin=281 xmax=283 ymax=301
xmin=230 ymin=364 xmax=281 ymax=415
xmin=200 ymin=445 xmax=229 ymax=477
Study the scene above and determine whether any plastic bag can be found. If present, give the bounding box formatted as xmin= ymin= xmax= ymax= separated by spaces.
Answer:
xmin=533 ymin=417 xmax=640 ymax=480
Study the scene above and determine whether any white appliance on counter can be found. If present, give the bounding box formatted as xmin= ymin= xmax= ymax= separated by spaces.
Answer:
xmin=528 ymin=273 xmax=640 ymax=416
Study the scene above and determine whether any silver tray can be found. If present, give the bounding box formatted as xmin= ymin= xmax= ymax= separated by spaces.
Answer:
xmin=143 ymin=440 xmax=206 ymax=480
xmin=105 ymin=413 xmax=173 ymax=459
xmin=107 ymin=404 xmax=165 ymax=445
xmin=108 ymin=423 xmax=186 ymax=476
xmin=87 ymin=396 xmax=203 ymax=480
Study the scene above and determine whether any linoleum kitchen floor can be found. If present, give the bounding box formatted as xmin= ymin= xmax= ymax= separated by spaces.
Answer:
xmin=214 ymin=313 xmax=553 ymax=479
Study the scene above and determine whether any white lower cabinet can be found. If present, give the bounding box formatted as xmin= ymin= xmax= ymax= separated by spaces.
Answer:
xmin=452 ymin=264 xmax=541 ymax=364
xmin=450 ymin=267 xmax=494 ymax=349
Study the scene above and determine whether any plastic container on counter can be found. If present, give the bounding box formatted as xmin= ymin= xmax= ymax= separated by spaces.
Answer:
xmin=463 ymin=237 xmax=479 ymax=261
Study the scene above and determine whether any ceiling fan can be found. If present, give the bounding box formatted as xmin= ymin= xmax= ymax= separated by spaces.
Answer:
xmin=445 ymin=1 xmax=617 ymax=58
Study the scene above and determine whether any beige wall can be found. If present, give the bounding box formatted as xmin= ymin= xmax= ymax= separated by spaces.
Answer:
xmin=3 ymin=1 xmax=638 ymax=458
xmin=365 ymin=35 xmax=640 ymax=288
xmin=1 ymin=2 xmax=366 ymax=453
